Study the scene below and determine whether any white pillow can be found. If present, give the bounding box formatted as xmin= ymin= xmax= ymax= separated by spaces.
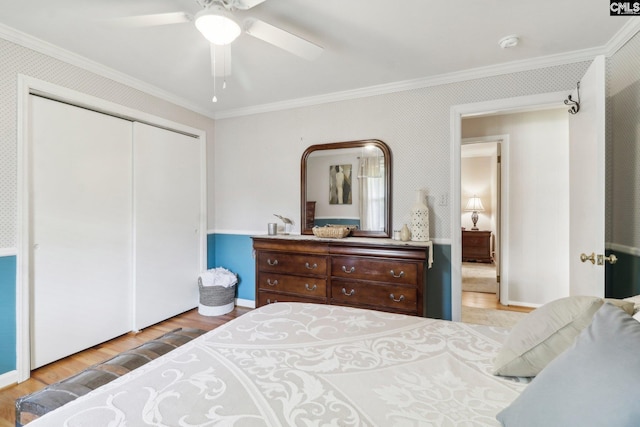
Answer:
xmin=493 ymin=296 xmax=603 ymax=377
xmin=622 ymin=294 xmax=640 ymax=314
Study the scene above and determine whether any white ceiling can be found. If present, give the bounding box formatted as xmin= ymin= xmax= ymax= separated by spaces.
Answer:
xmin=0 ymin=0 xmax=632 ymax=118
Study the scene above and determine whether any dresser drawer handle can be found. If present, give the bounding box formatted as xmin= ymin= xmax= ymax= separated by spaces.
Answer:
xmin=305 ymin=262 xmax=318 ymax=270
xmin=389 ymin=293 xmax=405 ymax=303
xmin=266 ymin=298 xmax=278 ymax=304
xmin=305 ymin=283 xmax=317 ymax=291
xmin=341 ymin=288 xmax=355 ymax=296
xmin=341 ymin=266 xmax=355 ymax=274
xmin=389 ymin=270 xmax=405 ymax=278
xmin=266 ymin=279 xmax=278 ymax=287
xmin=267 ymin=259 xmax=278 ymax=266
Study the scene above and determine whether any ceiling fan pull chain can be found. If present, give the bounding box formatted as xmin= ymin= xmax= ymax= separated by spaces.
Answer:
xmin=212 ymin=45 xmax=218 ymax=102
xmin=223 ymin=48 xmax=227 ymax=89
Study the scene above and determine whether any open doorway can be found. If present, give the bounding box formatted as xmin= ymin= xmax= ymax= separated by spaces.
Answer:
xmin=460 ymin=139 xmax=501 ymax=303
xmin=459 ymin=138 xmax=516 ymax=326
xmin=455 ymin=106 xmax=571 ymax=326
xmin=451 ymin=57 xmax=607 ymax=324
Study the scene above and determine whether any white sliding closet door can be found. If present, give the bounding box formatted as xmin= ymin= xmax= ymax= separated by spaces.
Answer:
xmin=133 ymin=122 xmax=202 ymax=330
xmin=30 ymin=96 xmax=133 ymax=368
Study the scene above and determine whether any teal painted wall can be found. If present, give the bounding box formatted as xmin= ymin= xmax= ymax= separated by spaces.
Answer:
xmin=426 ymin=244 xmax=452 ymax=320
xmin=0 ymin=256 xmax=16 ymax=374
xmin=606 ymin=249 xmax=640 ymax=299
xmin=207 ymin=233 xmax=452 ymax=318
xmin=208 ymin=234 xmax=256 ymax=301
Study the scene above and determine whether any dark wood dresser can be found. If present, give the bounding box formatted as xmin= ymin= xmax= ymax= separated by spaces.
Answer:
xmin=462 ymin=230 xmax=492 ymax=263
xmin=253 ymin=236 xmax=430 ymax=316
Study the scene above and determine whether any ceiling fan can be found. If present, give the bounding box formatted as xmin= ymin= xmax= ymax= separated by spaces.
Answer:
xmin=118 ymin=0 xmax=323 ymax=77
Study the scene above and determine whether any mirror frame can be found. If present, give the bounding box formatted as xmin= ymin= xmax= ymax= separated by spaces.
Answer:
xmin=301 ymin=139 xmax=391 ymax=238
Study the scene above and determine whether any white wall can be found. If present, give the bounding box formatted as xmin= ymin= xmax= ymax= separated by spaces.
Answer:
xmin=212 ymin=63 xmax=590 ymax=238
xmin=462 ymin=108 xmax=570 ymax=305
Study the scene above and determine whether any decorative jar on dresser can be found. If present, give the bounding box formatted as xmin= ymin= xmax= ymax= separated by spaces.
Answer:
xmin=253 ymin=235 xmax=431 ymax=317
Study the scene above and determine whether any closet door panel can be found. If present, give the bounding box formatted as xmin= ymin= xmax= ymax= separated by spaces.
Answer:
xmin=133 ymin=122 xmax=202 ymax=330
xmin=30 ymin=96 xmax=133 ymax=368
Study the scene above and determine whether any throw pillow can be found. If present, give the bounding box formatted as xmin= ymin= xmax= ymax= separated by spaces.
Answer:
xmin=496 ymin=303 xmax=640 ymax=427
xmin=604 ymin=298 xmax=634 ymax=315
xmin=493 ymin=296 xmax=603 ymax=377
xmin=622 ymin=294 xmax=640 ymax=314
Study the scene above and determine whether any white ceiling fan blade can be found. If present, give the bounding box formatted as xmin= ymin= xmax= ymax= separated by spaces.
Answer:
xmin=112 ymin=12 xmax=192 ymax=28
xmin=232 ymin=0 xmax=267 ymax=10
xmin=211 ymin=44 xmax=232 ymax=77
xmin=244 ymin=18 xmax=323 ymax=61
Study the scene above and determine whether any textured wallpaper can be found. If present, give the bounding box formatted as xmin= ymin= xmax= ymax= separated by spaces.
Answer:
xmin=607 ymin=31 xmax=640 ymax=251
xmin=0 ymin=38 xmax=216 ymax=249
xmin=4 ymin=30 xmax=636 ymax=247
xmin=213 ymin=62 xmax=590 ymax=239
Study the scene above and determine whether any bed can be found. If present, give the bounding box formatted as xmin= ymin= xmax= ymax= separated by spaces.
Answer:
xmin=23 ymin=299 xmax=640 ymax=426
xmin=23 ymin=303 xmax=528 ymax=426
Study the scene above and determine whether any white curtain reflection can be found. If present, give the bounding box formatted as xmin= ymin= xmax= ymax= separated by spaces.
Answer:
xmin=358 ymin=156 xmax=385 ymax=231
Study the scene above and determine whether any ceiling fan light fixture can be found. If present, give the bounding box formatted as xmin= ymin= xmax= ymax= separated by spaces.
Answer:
xmin=195 ymin=6 xmax=241 ymax=45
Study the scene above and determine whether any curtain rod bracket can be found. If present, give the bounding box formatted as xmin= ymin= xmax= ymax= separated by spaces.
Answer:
xmin=564 ymin=82 xmax=580 ymax=114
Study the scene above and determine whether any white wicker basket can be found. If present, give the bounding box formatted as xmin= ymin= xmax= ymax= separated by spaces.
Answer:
xmin=198 ymin=272 xmax=237 ymax=316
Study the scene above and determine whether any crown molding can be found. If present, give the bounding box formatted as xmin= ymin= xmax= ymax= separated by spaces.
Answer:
xmin=2 ymin=18 xmax=638 ymax=122
xmin=215 ymin=22 xmax=640 ymax=120
xmin=0 ymin=23 xmax=215 ymax=119
xmin=605 ymin=18 xmax=640 ymax=56
xmin=214 ymin=46 xmax=606 ymax=119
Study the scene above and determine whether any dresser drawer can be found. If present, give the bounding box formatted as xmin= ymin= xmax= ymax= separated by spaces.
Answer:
xmin=258 ymin=251 xmax=327 ymax=276
xmin=464 ymin=235 xmax=488 ymax=247
xmin=462 ymin=230 xmax=492 ymax=262
xmin=331 ymin=280 xmax=417 ymax=312
xmin=331 ymin=256 xmax=417 ymax=285
xmin=257 ymin=272 xmax=326 ymax=297
xmin=254 ymin=236 xmax=428 ymax=316
xmin=258 ymin=291 xmax=326 ymax=306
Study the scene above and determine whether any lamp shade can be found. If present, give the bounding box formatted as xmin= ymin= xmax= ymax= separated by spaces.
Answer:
xmin=465 ymin=196 xmax=485 ymax=212
xmin=195 ymin=6 xmax=241 ymax=45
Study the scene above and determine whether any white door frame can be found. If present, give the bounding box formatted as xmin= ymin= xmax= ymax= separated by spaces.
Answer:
xmin=16 ymin=76 xmax=208 ymax=382
xmin=450 ymin=91 xmax=567 ymax=322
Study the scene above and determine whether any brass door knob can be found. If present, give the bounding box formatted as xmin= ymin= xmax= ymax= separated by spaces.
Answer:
xmin=597 ymin=254 xmax=618 ymax=265
xmin=580 ymin=252 xmax=595 ymax=264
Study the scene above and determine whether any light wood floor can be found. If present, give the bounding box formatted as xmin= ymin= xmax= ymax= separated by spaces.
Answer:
xmin=0 ymin=306 xmax=252 ymax=427
xmin=463 ymin=290 xmax=534 ymax=313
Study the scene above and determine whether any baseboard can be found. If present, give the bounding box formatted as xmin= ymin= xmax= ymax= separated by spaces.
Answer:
xmin=236 ymin=298 xmax=255 ymax=309
xmin=0 ymin=370 xmax=17 ymax=389
xmin=506 ymin=300 xmax=541 ymax=309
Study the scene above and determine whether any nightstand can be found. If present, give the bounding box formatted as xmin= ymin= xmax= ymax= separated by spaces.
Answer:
xmin=462 ymin=230 xmax=492 ymax=263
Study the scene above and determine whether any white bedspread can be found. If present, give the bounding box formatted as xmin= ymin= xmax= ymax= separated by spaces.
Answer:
xmin=27 ymin=303 xmax=528 ymax=426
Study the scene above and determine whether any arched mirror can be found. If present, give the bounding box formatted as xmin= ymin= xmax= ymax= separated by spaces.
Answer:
xmin=301 ymin=139 xmax=391 ymax=237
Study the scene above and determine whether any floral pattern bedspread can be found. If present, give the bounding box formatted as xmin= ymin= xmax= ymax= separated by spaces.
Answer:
xmin=28 ymin=303 xmax=528 ymax=426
